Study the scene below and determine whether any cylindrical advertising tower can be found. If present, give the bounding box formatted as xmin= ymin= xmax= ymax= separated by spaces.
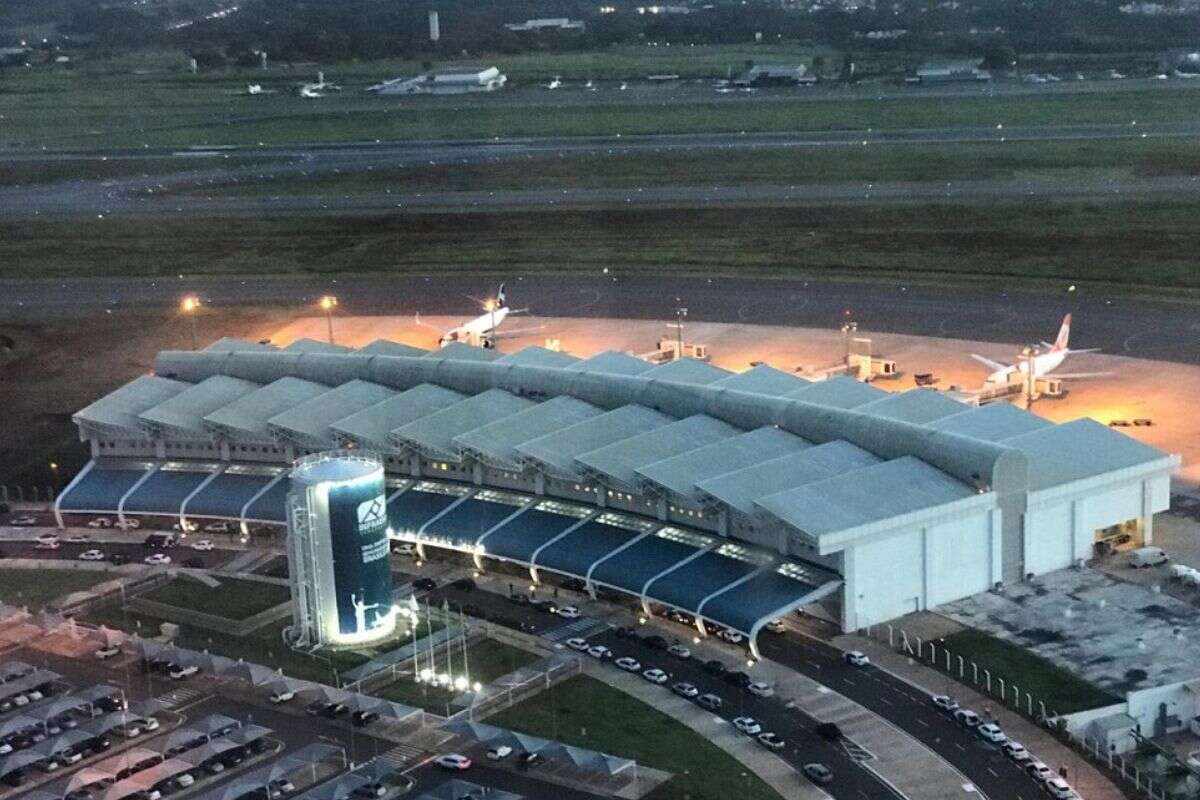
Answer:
xmin=287 ymin=450 xmax=395 ymax=648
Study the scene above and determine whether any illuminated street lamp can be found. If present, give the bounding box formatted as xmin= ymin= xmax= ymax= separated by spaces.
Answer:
xmin=49 ymin=462 xmax=59 ymax=495
xmin=180 ymin=295 xmax=201 ymax=350
xmin=319 ymin=295 xmax=338 ymax=344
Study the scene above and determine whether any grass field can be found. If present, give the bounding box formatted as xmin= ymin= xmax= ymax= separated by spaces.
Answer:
xmin=140 ymin=576 xmax=290 ymax=619
xmin=0 ymin=568 xmax=115 ymax=608
xmin=941 ymin=629 xmax=1119 ymax=714
xmin=488 ymin=674 xmax=780 ymax=800
xmin=84 ymin=606 xmax=369 ymax=684
xmin=7 ymin=200 xmax=1200 ymax=292
xmin=374 ymin=638 xmax=541 ymax=712
xmin=206 ymin=138 xmax=1200 ymax=197
xmin=0 ymin=155 xmax=285 ymax=188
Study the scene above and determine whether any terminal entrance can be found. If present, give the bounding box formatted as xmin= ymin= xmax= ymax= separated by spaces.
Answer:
xmin=1094 ymin=518 xmax=1144 ymax=557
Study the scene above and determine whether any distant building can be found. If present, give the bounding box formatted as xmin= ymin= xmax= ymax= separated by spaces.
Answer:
xmin=911 ymin=60 xmax=991 ymax=83
xmin=505 ymin=18 xmax=585 ymax=32
xmin=735 ymin=64 xmax=817 ymax=87
xmin=368 ymin=66 xmax=507 ymax=96
xmin=0 ymin=47 xmax=33 ymax=66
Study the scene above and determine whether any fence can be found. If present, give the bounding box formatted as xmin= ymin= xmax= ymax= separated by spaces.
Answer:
xmin=125 ymin=596 xmax=292 ymax=636
xmin=447 ymin=656 xmax=581 ymax=722
xmin=863 ymin=623 xmax=1193 ymax=800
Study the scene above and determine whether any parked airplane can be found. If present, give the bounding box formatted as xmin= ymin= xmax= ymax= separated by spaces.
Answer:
xmin=971 ymin=314 xmax=1111 ymax=384
xmin=299 ymin=72 xmax=340 ymax=98
xmin=419 ymin=284 xmax=542 ymax=349
xmin=544 ymin=76 xmax=563 ymax=90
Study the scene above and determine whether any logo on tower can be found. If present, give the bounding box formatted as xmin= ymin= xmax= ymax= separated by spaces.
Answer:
xmin=356 ymin=496 xmax=386 ymax=529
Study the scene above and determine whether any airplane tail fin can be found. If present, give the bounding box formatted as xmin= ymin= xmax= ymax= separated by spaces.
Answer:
xmin=497 ymin=283 xmax=507 ymax=308
xmin=1051 ymin=313 xmax=1071 ymax=352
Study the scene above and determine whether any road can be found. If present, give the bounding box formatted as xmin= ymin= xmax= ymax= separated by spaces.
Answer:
xmin=426 ymin=580 xmax=1050 ymax=800
xmin=4 ymin=272 xmax=1198 ymax=365
xmin=5 ymin=121 xmax=1200 ymax=219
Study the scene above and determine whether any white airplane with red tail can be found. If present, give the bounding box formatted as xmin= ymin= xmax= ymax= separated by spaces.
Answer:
xmin=971 ymin=314 xmax=1111 ymax=384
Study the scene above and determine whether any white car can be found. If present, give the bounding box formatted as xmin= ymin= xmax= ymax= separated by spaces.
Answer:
xmin=203 ymin=521 xmax=231 ymax=533
xmin=144 ymin=554 xmax=172 ymax=566
xmin=95 ymin=645 xmax=120 ymax=660
xmin=733 ymin=717 xmax=762 ymax=736
xmin=672 ymin=681 xmax=699 ymax=698
xmin=566 ymin=638 xmax=590 ymax=652
xmin=718 ymin=629 xmax=743 ymax=644
xmin=435 ymin=753 xmax=471 ymax=771
xmin=139 ymin=717 xmax=160 ymax=732
xmin=65 ymin=534 xmax=91 ymax=543
xmin=486 ymin=745 xmax=512 ymax=760
xmin=930 ymin=694 xmax=958 ymax=713
xmin=1001 ymin=741 xmax=1031 ymax=762
xmin=35 ymin=540 xmax=61 ymax=550
xmin=954 ymin=709 xmax=981 ymax=728
xmin=1026 ymin=761 xmax=1053 ymax=783
xmin=12 ymin=516 xmax=38 ymax=526
xmin=587 ymin=645 xmax=612 ymax=660
xmin=976 ymin=722 xmax=1006 ymax=744
xmin=36 ymin=531 xmax=59 ymax=543
xmin=844 ymin=651 xmax=870 ymax=667
xmin=391 ymin=542 xmax=415 ymax=556
xmin=79 ymin=549 xmax=106 ymax=561
xmin=190 ymin=539 xmax=214 ymax=551
xmin=169 ymin=664 xmax=198 ymax=680
xmin=1044 ymin=777 xmax=1078 ymax=799
xmin=615 ymin=657 xmax=641 ymax=672
xmin=747 ymin=682 xmax=774 ymax=698
xmin=115 ymin=519 xmax=140 ymax=530
xmin=556 ymin=605 xmax=581 ymax=619
xmin=642 ymin=668 xmax=668 ymax=684
xmin=88 ymin=518 xmax=113 ymax=528
xmin=667 ymin=644 xmax=691 ymax=659
xmin=269 ymin=690 xmax=295 ymax=704
xmin=765 ymin=619 xmax=787 ymax=633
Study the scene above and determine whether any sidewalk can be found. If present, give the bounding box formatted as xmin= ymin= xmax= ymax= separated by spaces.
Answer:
xmin=837 ymin=632 xmax=1127 ymax=800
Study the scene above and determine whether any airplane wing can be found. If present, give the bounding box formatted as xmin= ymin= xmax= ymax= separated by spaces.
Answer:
xmin=970 ymin=354 xmax=1009 ymax=372
xmin=487 ymin=325 xmax=546 ymax=341
xmin=1047 ymin=371 xmax=1114 ymax=379
xmin=1040 ymin=341 xmax=1054 ymax=350
xmin=1065 ymin=348 xmax=1102 ymax=355
xmin=413 ymin=313 xmax=441 ymax=332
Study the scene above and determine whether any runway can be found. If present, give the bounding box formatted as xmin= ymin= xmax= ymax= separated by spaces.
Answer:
xmin=4 ymin=274 xmax=1199 ymax=364
xmin=6 ymin=121 xmax=1200 ymax=218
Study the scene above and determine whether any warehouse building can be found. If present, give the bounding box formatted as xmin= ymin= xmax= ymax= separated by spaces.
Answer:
xmin=57 ymin=340 xmax=1177 ymax=654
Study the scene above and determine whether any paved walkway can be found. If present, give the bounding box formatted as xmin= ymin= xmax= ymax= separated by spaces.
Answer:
xmin=836 ymin=631 xmax=1127 ymax=800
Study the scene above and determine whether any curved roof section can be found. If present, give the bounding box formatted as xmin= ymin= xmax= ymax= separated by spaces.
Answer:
xmin=356 ymin=339 xmax=428 ymax=357
xmin=284 ymin=338 xmax=353 ymax=354
xmin=138 ymin=375 xmax=260 ymax=439
xmin=636 ymin=426 xmax=810 ymax=501
xmin=74 ymin=374 xmax=191 ymax=438
xmin=204 ymin=377 xmax=330 ymax=442
xmin=566 ymin=350 xmax=654 ymax=376
xmin=786 ymin=375 xmax=887 ymax=408
xmin=1002 ymin=417 xmax=1174 ymax=491
xmin=515 ymin=404 xmax=674 ymax=480
xmin=428 ymin=342 xmax=499 ymax=361
xmin=644 ymin=358 xmax=731 ymax=385
xmin=576 ymin=414 xmax=741 ymax=490
xmin=267 ymin=379 xmax=396 ymax=449
xmin=454 ymin=395 xmax=602 ymax=471
xmin=495 ymin=346 xmax=579 ymax=368
xmin=925 ymin=402 xmax=1053 ymax=441
xmin=754 ymin=456 xmax=977 ymax=544
xmin=332 ymin=383 xmax=465 ymax=451
xmin=856 ymin=388 xmax=968 ymax=424
xmin=391 ymin=388 xmax=534 ymax=462
xmin=712 ymin=364 xmax=810 ymax=396
xmin=697 ymin=439 xmax=880 ymax=516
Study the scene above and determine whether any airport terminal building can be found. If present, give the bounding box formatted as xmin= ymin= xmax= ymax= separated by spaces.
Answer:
xmin=57 ymin=339 xmax=1177 ymax=653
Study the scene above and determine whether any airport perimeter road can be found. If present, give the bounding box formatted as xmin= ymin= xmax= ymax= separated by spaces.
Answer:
xmin=4 ymin=273 xmax=1198 ymax=365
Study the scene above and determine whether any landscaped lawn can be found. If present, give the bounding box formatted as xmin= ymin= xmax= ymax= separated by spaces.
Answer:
xmin=488 ymin=675 xmax=781 ymax=800
xmin=941 ymin=628 xmax=1119 ymax=714
xmin=141 ymin=576 xmax=290 ymax=619
xmin=0 ymin=568 xmax=116 ymax=609
xmin=374 ymin=637 xmax=541 ymax=713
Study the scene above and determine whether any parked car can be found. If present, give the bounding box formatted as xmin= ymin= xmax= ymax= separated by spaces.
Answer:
xmin=566 ymin=638 xmax=589 ymax=652
xmin=351 ymin=710 xmax=379 ymax=727
xmin=34 ymin=540 xmax=61 ymax=550
xmin=976 ymin=723 xmax=1006 ymax=744
xmin=642 ymin=668 xmax=668 ymax=684
xmin=144 ymin=554 xmax=171 ymax=566
xmin=757 ymin=732 xmax=785 ymax=751
xmin=1001 ymin=741 xmax=1031 ymax=762
xmin=953 ymin=709 xmax=981 ymax=728
xmin=87 ymin=518 xmax=113 ymax=528
xmin=717 ymin=629 xmax=744 ymax=644
xmin=732 ymin=717 xmax=762 ymax=736
xmin=747 ymin=682 xmax=774 ymax=698
xmin=1128 ymin=547 xmax=1168 ymax=568
xmin=587 ymin=645 xmax=613 ymax=661
xmin=764 ymin=619 xmax=787 ymax=634
xmin=65 ymin=534 xmax=91 ymax=543
xmin=168 ymin=664 xmax=198 ymax=680
xmin=190 ymin=540 xmax=214 ymax=551
xmin=486 ymin=745 xmax=513 ymax=761
xmin=79 ymin=549 xmax=106 ymax=561
xmin=615 ymin=657 xmax=641 ymax=673
xmin=1043 ymin=777 xmax=1078 ymax=799
xmin=435 ymin=754 xmax=471 ymax=771
xmin=1026 ymin=761 xmax=1054 ymax=783
xmin=667 ymin=644 xmax=691 ymax=659
xmin=517 ymin=752 xmax=544 ymax=770
xmin=672 ymin=682 xmax=699 ymax=699
xmin=391 ymin=543 xmax=415 ymax=556
xmin=13 ymin=517 xmax=39 ymax=527
xmin=802 ymin=763 xmax=833 ymax=786
xmin=555 ymin=605 xmax=580 ymax=619
xmin=844 ymin=651 xmax=870 ymax=667
xmin=203 ymin=521 xmax=231 ymax=534
xmin=930 ymin=694 xmax=958 ymax=713
xmin=270 ymin=689 xmax=295 ymax=704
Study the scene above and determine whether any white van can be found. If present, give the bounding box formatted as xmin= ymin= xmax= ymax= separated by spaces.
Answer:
xmin=1128 ymin=547 xmax=1168 ymax=568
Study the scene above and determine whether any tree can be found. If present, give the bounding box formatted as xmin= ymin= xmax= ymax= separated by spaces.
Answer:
xmin=981 ymin=39 xmax=1018 ymax=70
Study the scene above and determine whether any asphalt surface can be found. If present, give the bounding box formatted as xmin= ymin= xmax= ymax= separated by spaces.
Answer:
xmin=5 ymin=272 xmax=1199 ymax=365
xmin=426 ymin=580 xmax=1049 ymax=800
xmin=7 ymin=121 xmax=1200 ymax=219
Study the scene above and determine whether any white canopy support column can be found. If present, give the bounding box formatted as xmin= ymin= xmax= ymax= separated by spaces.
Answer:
xmin=117 ymin=464 xmax=160 ymax=528
xmin=528 ymin=511 xmax=598 ymax=584
xmin=179 ymin=466 xmax=225 ymax=531
xmin=239 ymin=471 xmax=286 ymax=537
xmin=53 ymin=460 xmax=96 ymax=529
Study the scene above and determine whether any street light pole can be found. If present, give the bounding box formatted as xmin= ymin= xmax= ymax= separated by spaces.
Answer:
xmin=180 ymin=296 xmax=200 ymax=350
xmin=319 ymin=296 xmax=338 ymax=344
xmin=673 ymin=300 xmax=687 ymax=359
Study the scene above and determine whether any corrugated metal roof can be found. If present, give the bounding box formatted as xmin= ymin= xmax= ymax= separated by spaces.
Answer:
xmin=331 ymin=383 xmax=465 ymax=450
xmin=495 ymin=346 xmax=579 ymax=368
xmin=453 ymin=395 xmax=602 ymax=470
xmin=391 ymin=388 xmax=534 ymax=461
xmin=268 ymin=380 xmax=397 ymax=447
xmin=284 ymin=338 xmax=353 ymax=354
xmin=426 ymin=342 xmax=500 ymax=361
xmin=74 ymin=375 xmax=191 ymax=436
xmin=139 ymin=375 xmax=260 ymax=437
xmin=356 ymin=340 xmax=429 ymax=357
xmin=786 ymin=376 xmax=888 ymax=408
xmin=755 ymin=456 xmax=974 ymax=537
xmin=644 ymin=358 xmax=732 ymax=385
xmin=713 ymin=364 xmax=811 ymax=396
xmin=575 ymin=414 xmax=742 ymax=489
xmin=566 ymin=350 xmax=655 ymax=376
xmin=515 ymin=404 xmax=674 ymax=479
xmin=856 ymin=388 xmax=967 ymax=424
xmin=204 ymin=377 xmax=330 ymax=441
xmin=925 ymin=402 xmax=1052 ymax=442
xmin=696 ymin=440 xmax=881 ymax=516
xmin=1002 ymin=417 xmax=1171 ymax=490
xmin=636 ymin=426 xmax=811 ymax=500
